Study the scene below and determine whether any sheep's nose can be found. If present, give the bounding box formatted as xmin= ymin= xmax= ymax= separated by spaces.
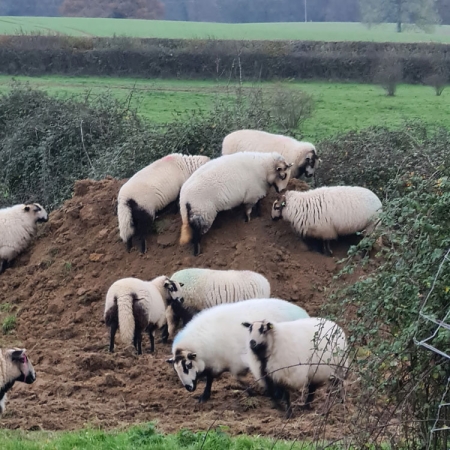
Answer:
xmin=250 ymin=340 xmax=257 ymax=349
xmin=185 ymin=385 xmax=194 ymax=392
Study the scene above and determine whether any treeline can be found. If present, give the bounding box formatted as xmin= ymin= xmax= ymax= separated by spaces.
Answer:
xmin=0 ymin=0 xmax=449 ymax=24
xmin=0 ymin=35 xmax=449 ymax=84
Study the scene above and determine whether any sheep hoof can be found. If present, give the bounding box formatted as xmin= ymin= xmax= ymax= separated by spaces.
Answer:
xmin=198 ymin=395 xmax=209 ymax=404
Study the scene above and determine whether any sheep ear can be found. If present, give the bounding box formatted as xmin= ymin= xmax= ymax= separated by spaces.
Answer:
xmin=242 ymin=322 xmax=251 ymax=328
xmin=166 ymin=357 xmax=174 ymax=364
xmin=9 ymin=349 xmax=25 ymax=361
xmin=187 ymin=352 xmax=196 ymax=360
xmin=287 ymin=162 xmax=294 ymax=168
xmin=266 ymin=323 xmax=274 ymax=331
xmin=23 ymin=206 xmax=30 ymax=212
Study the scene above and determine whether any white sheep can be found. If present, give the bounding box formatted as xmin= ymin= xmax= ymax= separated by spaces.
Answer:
xmin=179 ymin=152 xmax=293 ymax=256
xmin=104 ymin=275 xmax=184 ymax=354
xmin=272 ymin=186 xmax=382 ymax=256
xmin=242 ymin=318 xmax=348 ymax=417
xmin=0 ymin=348 xmax=36 ymax=415
xmin=166 ymin=298 xmax=309 ymax=403
xmin=222 ymin=129 xmax=321 ymax=179
xmin=118 ymin=153 xmax=210 ymax=253
xmin=167 ymin=268 xmax=271 ymax=332
xmin=0 ymin=203 xmax=48 ymax=275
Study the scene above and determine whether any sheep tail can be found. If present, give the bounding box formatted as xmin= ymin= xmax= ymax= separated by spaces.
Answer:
xmin=117 ymin=294 xmax=135 ymax=345
xmin=179 ymin=202 xmax=193 ymax=246
xmin=117 ymin=198 xmax=134 ymax=243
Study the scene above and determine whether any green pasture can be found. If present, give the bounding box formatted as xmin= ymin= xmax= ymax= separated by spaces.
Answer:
xmin=0 ymin=75 xmax=447 ymax=140
xmin=0 ymin=17 xmax=450 ymax=42
xmin=0 ymin=425 xmax=352 ymax=450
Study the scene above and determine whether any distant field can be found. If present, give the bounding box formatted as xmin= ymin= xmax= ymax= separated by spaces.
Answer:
xmin=0 ymin=75 xmax=447 ymax=140
xmin=0 ymin=17 xmax=450 ymax=42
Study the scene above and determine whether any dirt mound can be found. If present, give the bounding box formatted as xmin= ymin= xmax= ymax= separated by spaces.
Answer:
xmin=0 ymin=177 xmax=357 ymax=439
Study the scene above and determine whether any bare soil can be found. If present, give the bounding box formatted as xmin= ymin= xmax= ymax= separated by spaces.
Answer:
xmin=0 ymin=177 xmax=363 ymax=440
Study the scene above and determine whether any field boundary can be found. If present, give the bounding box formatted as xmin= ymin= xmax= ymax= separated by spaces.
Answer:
xmin=0 ymin=35 xmax=449 ymax=82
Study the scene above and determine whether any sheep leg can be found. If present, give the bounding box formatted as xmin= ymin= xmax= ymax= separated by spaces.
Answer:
xmin=0 ymin=259 xmax=7 ymax=275
xmin=147 ymin=329 xmax=155 ymax=353
xmin=192 ymin=227 xmax=202 ymax=256
xmin=253 ymin=199 xmax=262 ymax=217
xmin=303 ymin=382 xmax=318 ymax=410
xmin=282 ymin=390 xmax=293 ymax=419
xmin=160 ymin=324 xmax=169 ymax=344
xmin=198 ymin=371 xmax=214 ymax=403
xmin=126 ymin=237 xmax=133 ymax=253
xmin=244 ymin=204 xmax=254 ymax=223
xmin=134 ymin=332 xmax=143 ymax=355
xmin=139 ymin=236 xmax=147 ymax=254
xmin=323 ymin=240 xmax=333 ymax=256
xmin=109 ymin=319 xmax=118 ymax=352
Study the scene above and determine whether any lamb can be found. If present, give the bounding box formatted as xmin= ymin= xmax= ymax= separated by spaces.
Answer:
xmin=118 ymin=153 xmax=210 ymax=253
xmin=0 ymin=203 xmax=48 ymax=275
xmin=167 ymin=268 xmax=271 ymax=332
xmin=166 ymin=298 xmax=309 ymax=403
xmin=221 ymin=130 xmax=321 ymax=179
xmin=179 ymin=152 xmax=293 ymax=256
xmin=0 ymin=348 xmax=36 ymax=415
xmin=242 ymin=318 xmax=348 ymax=417
xmin=271 ymin=186 xmax=382 ymax=256
xmin=104 ymin=275 xmax=184 ymax=354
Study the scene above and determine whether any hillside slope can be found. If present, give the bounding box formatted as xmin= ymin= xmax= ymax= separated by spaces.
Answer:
xmin=0 ymin=177 xmax=357 ymax=439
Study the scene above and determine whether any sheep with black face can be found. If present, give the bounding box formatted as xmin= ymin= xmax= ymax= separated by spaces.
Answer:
xmin=0 ymin=348 xmax=36 ymax=415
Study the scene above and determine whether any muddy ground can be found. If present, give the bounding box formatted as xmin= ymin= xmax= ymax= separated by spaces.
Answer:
xmin=0 ymin=177 xmax=366 ymax=440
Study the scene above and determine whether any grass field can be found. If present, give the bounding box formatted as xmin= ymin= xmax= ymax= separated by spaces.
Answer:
xmin=0 ymin=426 xmax=339 ymax=450
xmin=0 ymin=17 xmax=450 ymax=42
xmin=0 ymin=75 xmax=447 ymax=140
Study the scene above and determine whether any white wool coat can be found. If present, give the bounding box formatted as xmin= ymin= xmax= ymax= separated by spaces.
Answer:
xmin=276 ymin=186 xmax=382 ymax=240
xmin=0 ymin=203 xmax=48 ymax=263
xmin=118 ymin=153 xmax=210 ymax=242
xmin=222 ymin=129 xmax=319 ymax=179
xmin=179 ymin=152 xmax=291 ymax=236
xmin=171 ymin=268 xmax=271 ymax=312
xmin=246 ymin=318 xmax=348 ymax=391
xmin=171 ymin=298 xmax=309 ymax=381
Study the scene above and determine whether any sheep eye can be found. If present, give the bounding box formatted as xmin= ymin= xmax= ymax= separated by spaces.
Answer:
xmin=186 ymin=362 xmax=193 ymax=370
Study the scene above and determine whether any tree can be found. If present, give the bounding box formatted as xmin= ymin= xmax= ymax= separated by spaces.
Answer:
xmin=60 ymin=0 xmax=164 ymax=19
xmin=359 ymin=0 xmax=438 ymax=32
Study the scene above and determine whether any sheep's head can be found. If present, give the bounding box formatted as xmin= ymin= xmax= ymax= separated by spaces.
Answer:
xmin=4 ymin=348 xmax=36 ymax=385
xmin=269 ymin=155 xmax=293 ymax=193
xmin=166 ymin=349 xmax=204 ymax=393
xmin=298 ymin=148 xmax=321 ymax=179
xmin=163 ymin=278 xmax=184 ymax=305
xmin=23 ymin=203 xmax=48 ymax=223
xmin=242 ymin=320 xmax=273 ymax=357
xmin=271 ymin=195 xmax=287 ymax=221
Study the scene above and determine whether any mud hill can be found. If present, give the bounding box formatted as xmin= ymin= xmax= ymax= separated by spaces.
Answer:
xmin=0 ymin=177 xmax=361 ymax=440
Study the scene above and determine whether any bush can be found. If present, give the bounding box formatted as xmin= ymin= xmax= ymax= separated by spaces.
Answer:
xmin=268 ymin=86 xmax=314 ymax=132
xmin=373 ymin=56 xmax=403 ymax=96
xmin=322 ymin=125 xmax=450 ymax=448
xmin=424 ymin=73 xmax=448 ymax=96
xmin=0 ymin=84 xmax=293 ymax=210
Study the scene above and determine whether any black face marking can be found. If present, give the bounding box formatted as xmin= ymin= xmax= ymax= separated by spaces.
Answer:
xmin=182 ymin=359 xmax=193 ymax=374
xmin=33 ymin=204 xmax=42 ymax=212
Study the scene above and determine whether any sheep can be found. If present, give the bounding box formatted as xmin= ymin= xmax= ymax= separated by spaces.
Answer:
xmin=104 ymin=275 xmax=184 ymax=354
xmin=179 ymin=152 xmax=293 ymax=256
xmin=221 ymin=129 xmax=321 ymax=180
xmin=271 ymin=186 xmax=382 ymax=256
xmin=0 ymin=203 xmax=48 ymax=275
xmin=166 ymin=298 xmax=309 ymax=403
xmin=167 ymin=268 xmax=271 ymax=332
xmin=242 ymin=318 xmax=348 ymax=417
xmin=118 ymin=153 xmax=210 ymax=253
xmin=0 ymin=348 xmax=36 ymax=415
